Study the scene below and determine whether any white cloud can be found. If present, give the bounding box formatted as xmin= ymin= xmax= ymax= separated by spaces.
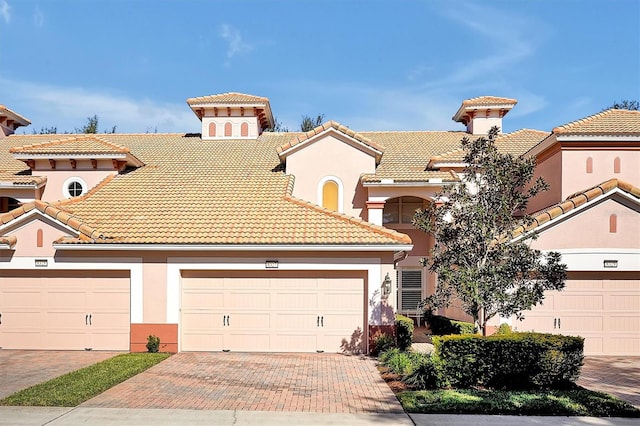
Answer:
xmin=219 ymin=24 xmax=253 ymax=61
xmin=33 ymin=6 xmax=44 ymax=27
xmin=0 ymin=77 xmax=198 ymax=134
xmin=1 ymin=1 xmax=11 ymax=23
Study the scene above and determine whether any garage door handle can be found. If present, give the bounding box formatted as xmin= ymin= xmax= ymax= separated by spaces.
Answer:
xmin=553 ymin=318 xmax=556 ymax=329
xmin=321 ymin=316 xmax=323 ymax=327
xmin=557 ymin=318 xmax=561 ymax=329
xmin=223 ymin=315 xmax=229 ymax=326
xmin=86 ymin=314 xmax=89 ymax=325
xmin=0 ymin=312 xmax=2 ymax=325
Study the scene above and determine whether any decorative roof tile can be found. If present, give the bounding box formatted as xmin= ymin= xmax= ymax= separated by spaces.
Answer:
xmin=186 ymin=92 xmax=270 ymax=105
xmin=277 ymin=121 xmax=384 ymax=162
xmin=513 ymin=179 xmax=640 ymax=237
xmin=461 ymin=96 xmax=518 ymax=106
xmin=0 ymin=234 xmax=17 ymax=248
xmin=552 ymin=109 xmax=640 ymax=135
xmin=9 ymin=135 xmax=131 ymax=155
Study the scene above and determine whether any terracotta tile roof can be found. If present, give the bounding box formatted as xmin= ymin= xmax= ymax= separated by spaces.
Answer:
xmin=2 ymin=132 xmax=410 ymax=246
xmin=0 ymin=234 xmax=17 ymax=248
xmin=186 ymin=92 xmax=270 ymax=105
xmin=552 ymin=109 xmax=640 ymax=135
xmin=359 ymin=131 xmax=468 ymax=183
xmin=461 ymin=96 xmax=518 ymax=106
xmin=513 ymin=179 xmax=640 ymax=237
xmin=9 ymin=135 xmax=131 ymax=155
xmin=277 ymin=121 xmax=384 ymax=162
xmin=428 ymin=129 xmax=549 ymax=165
xmin=0 ymin=104 xmax=31 ymax=126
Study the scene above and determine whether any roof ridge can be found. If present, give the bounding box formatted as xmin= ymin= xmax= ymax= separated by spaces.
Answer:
xmin=552 ymin=109 xmax=640 ymax=134
xmin=283 ymin=194 xmax=412 ymax=245
xmin=9 ymin=134 xmax=130 ymax=154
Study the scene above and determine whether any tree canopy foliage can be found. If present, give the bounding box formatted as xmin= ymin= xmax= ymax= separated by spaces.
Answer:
xmin=413 ymin=127 xmax=567 ymax=335
xmin=300 ymin=113 xmax=325 ymax=132
xmin=606 ymin=100 xmax=639 ymax=111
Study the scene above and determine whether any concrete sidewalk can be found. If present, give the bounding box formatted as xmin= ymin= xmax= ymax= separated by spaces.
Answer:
xmin=2 ymin=407 xmax=639 ymax=426
xmin=0 ymin=407 xmax=412 ymax=425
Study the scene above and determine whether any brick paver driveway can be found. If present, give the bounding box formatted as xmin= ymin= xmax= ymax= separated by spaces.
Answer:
xmin=0 ymin=350 xmax=120 ymax=399
xmin=577 ymin=356 xmax=640 ymax=408
xmin=82 ymin=352 xmax=403 ymax=413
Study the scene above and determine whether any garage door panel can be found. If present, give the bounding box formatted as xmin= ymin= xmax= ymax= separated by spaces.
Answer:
xmin=274 ymin=313 xmax=317 ymax=330
xmin=181 ymin=272 xmax=365 ymax=353
xmin=556 ymin=295 xmax=602 ymax=311
xmin=182 ymin=290 xmax=224 ymax=309
xmin=228 ymin=292 xmax=270 ymax=309
xmin=607 ymin=295 xmax=640 ymax=311
xmin=2 ymin=290 xmax=42 ymax=306
xmin=182 ymin=331 xmax=225 ymax=352
xmin=516 ymin=275 xmax=639 ymax=356
xmin=272 ymin=292 xmax=317 ymax=309
xmin=0 ymin=271 xmax=130 ymax=350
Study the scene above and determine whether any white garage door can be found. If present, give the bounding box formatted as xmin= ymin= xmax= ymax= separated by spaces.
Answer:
xmin=181 ymin=271 xmax=366 ymax=353
xmin=515 ymin=272 xmax=640 ymax=356
xmin=0 ymin=270 xmax=130 ymax=350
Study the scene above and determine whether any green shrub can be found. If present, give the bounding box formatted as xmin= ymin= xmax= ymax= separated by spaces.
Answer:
xmin=433 ymin=332 xmax=584 ymax=389
xmin=402 ymin=353 xmax=443 ymax=390
xmin=372 ymin=333 xmax=396 ymax=356
xmin=146 ymin=335 xmax=160 ymax=353
xmin=496 ymin=323 xmax=513 ymax=335
xmin=426 ymin=314 xmax=475 ymax=335
xmin=395 ymin=314 xmax=414 ymax=351
xmin=380 ymin=349 xmax=424 ymax=376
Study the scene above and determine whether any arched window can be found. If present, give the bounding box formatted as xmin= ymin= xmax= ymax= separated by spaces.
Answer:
xmin=383 ymin=196 xmax=425 ymax=224
xmin=318 ymin=176 xmax=343 ymax=212
xmin=614 ymin=157 xmax=621 ymax=174
xmin=586 ymin=157 xmax=593 ymax=174
xmin=609 ymin=214 xmax=617 ymax=233
xmin=322 ymin=180 xmax=339 ymax=211
xmin=224 ymin=122 xmax=232 ymax=137
xmin=37 ymin=229 xmax=44 ymax=248
xmin=240 ymin=122 xmax=249 ymax=137
xmin=208 ymin=122 xmax=216 ymax=138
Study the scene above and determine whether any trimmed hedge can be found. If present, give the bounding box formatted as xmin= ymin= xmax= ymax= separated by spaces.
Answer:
xmin=433 ymin=332 xmax=584 ymax=389
xmin=395 ymin=314 xmax=414 ymax=351
xmin=426 ymin=314 xmax=476 ymax=335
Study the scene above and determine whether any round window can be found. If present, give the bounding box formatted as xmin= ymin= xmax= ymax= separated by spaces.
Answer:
xmin=62 ymin=177 xmax=87 ymax=198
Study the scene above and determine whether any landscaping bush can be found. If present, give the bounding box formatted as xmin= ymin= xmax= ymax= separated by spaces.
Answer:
xmin=379 ymin=348 xmax=425 ymax=376
xmin=395 ymin=314 xmax=414 ymax=351
xmin=432 ymin=332 xmax=584 ymax=389
xmin=496 ymin=323 xmax=513 ymax=335
xmin=425 ymin=314 xmax=475 ymax=335
xmin=146 ymin=335 xmax=160 ymax=353
xmin=402 ymin=353 xmax=443 ymax=390
xmin=371 ymin=333 xmax=396 ymax=356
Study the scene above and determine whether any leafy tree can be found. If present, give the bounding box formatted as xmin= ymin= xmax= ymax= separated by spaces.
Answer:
xmin=300 ymin=113 xmax=325 ymax=132
xmin=606 ymin=100 xmax=639 ymax=111
xmin=76 ymin=115 xmax=99 ymax=133
xmin=264 ymin=116 xmax=289 ymax=132
xmin=32 ymin=126 xmax=57 ymax=134
xmin=413 ymin=127 xmax=567 ymax=336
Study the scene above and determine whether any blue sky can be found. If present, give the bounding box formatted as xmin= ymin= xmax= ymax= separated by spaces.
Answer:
xmin=1 ymin=0 xmax=638 ymax=135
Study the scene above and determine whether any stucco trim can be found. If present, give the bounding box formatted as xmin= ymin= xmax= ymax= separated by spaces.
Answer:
xmin=52 ymin=243 xmax=413 ymax=251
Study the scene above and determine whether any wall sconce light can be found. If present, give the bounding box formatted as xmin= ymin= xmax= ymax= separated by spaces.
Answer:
xmin=382 ymin=273 xmax=392 ymax=297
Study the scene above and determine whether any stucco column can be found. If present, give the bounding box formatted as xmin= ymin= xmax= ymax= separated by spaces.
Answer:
xmin=366 ymin=200 xmax=385 ymax=226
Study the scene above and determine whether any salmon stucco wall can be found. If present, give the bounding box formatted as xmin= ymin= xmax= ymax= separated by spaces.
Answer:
xmin=529 ymin=149 xmax=562 ymax=214
xmin=286 ymin=133 xmax=376 ymax=218
xmin=531 ymin=197 xmax=640 ymax=250
xmin=561 ymin=150 xmax=640 ymax=199
xmin=130 ymin=323 xmax=178 ymax=353
xmin=7 ymin=216 xmax=72 ymax=257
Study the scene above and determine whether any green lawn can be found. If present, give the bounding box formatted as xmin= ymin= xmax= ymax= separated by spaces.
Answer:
xmin=0 ymin=352 xmax=170 ymax=407
xmin=398 ymin=388 xmax=640 ymax=417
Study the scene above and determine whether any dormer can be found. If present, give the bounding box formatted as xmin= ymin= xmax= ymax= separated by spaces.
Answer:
xmin=453 ymin=96 xmax=517 ymax=135
xmin=10 ymin=135 xmax=143 ymax=202
xmin=187 ymin=92 xmax=275 ymax=140
xmin=0 ymin=105 xmax=31 ymax=137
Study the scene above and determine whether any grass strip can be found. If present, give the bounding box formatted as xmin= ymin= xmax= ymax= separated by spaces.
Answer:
xmin=0 ymin=352 xmax=170 ymax=407
xmin=398 ymin=388 xmax=640 ymax=417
